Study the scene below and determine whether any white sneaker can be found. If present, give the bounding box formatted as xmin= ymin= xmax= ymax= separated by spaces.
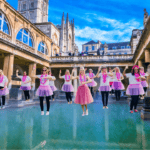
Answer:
xmin=46 ymin=111 xmax=49 ymax=115
xmin=41 ymin=111 xmax=44 ymax=115
xmin=82 ymin=112 xmax=85 ymax=116
xmin=85 ymin=110 xmax=88 ymax=115
xmin=2 ymin=106 xmax=5 ymax=109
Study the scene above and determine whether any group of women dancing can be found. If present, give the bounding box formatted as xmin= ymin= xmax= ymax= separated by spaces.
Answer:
xmin=0 ymin=64 xmax=148 ymax=115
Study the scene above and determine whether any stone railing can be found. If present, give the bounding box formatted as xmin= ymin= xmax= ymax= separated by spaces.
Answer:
xmin=50 ymin=54 xmax=134 ymax=63
xmin=16 ymin=40 xmax=35 ymax=53
xmin=0 ymin=30 xmax=12 ymax=42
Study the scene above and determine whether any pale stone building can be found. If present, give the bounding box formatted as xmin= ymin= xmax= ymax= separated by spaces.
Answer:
xmin=18 ymin=0 xmax=78 ymax=56
xmin=82 ymin=40 xmax=131 ymax=55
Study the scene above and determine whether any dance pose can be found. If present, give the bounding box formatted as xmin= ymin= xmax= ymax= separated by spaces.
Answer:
xmin=59 ymin=69 xmax=74 ymax=104
xmin=112 ymin=67 xmax=125 ymax=101
xmin=31 ymin=67 xmax=53 ymax=115
xmin=48 ymin=70 xmax=57 ymax=101
xmin=72 ymin=67 xmax=93 ymax=116
xmin=139 ymin=67 xmax=149 ymax=99
xmin=0 ymin=70 xmax=9 ymax=109
xmin=86 ymin=69 xmax=97 ymax=97
xmin=96 ymin=66 xmax=113 ymax=109
xmin=108 ymin=68 xmax=114 ymax=95
xmin=123 ymin=65 xmax=144 ymax=113
xmin=16 ymin=70 xmax=31 ymax=101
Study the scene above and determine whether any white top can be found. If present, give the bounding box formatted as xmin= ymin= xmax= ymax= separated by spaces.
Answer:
xmin=99 ymin=73 xmax=111 ymax=86
xmin=18 ymin=76 xmax=31 ymax=87
xmin=140 ymin=73 xmax=148 ymax=77
xmin=49 ymin=76 xmax=56 ymax=86
xmin=126 ymin=73 xmax=141 ymax=84
xmin=62 ymin=75 xmax=72 ymax=85
xmin=109 ymin=72 xmax=114 ymax=82
xmin=86 ymin=73 xmax=95 ymax=81
xmin=113 ymin=73 xmax=123 ymax=82
xmin=78 ymin=75 xmax=87 ymax=85
xmin=0 ymin=75 xmax=8 ymax=87
xmin=37 ymin=75 xmax=50 ymax=86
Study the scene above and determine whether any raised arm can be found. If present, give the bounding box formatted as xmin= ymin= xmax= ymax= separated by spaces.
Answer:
xmin=81 ymin=76 xmax=92 ymax=85
xmin=123 ymin=66 xmax=128 ymax=77
xmin=59 ymin=70 xmax=63 ymax=79
xmin=96 ymin=67 xmax=101 ymax=77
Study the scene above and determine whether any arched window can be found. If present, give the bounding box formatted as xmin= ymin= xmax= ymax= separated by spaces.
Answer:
xmin=0 ymin=12 xmax=10 ymax=35
xmin=38 ymin=42 xmax=48 ymax=55
xmin=16 ymin=28 xmax=33 ymax=47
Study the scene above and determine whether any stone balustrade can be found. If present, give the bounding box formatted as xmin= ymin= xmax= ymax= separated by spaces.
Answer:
xmin=0 ymin=30 xmax=12 ymax=42
xmin=50 ymin=54 xmax=134 ymax=63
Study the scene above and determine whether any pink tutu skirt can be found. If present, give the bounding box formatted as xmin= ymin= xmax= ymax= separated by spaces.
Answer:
xmin=126 ymin=84 xmax=144 ymax=95
xmin=74 ymin=84 xmax=93 ymax=105
xmin=62 ymin=84 xmax=74 ymax=92
xmin=20 ymin=86 xmax=31 ymax=91
xmin=141 ymin=81 xmax=148 ymax=87
xmin=111 ymin=82 xmax=125 ymax=90
xmin=36 ymin=85 xmax=53 ymax=97
xmin=87 ymin=80 xmax=97 ymax=87
xmin=0 ymin=88 xmax=9 ymax=96
xmin=50 ymin=86 xmax=57 ymax=92
xmin=98 ymin=86 xmax=111 ymax=92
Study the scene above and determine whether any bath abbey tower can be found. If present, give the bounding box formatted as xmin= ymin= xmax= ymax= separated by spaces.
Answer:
xmin=18 ymin=0 xmax=78 ymax=55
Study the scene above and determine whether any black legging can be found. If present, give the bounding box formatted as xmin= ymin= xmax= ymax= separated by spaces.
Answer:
xmin=50 ymin=93 xmax=55 ymax=100
xmin=101 ymin=91 xmax=109 ymax=106
xmin=65 ymin=92 xmax=72 ymax=102
xmin=39 ymin=96 xmax=50 ymax=111
xmin=89 ymin=87 xmax=94 ymax=97
xmin=0 ymin=96 xmax=5 ymax=106
xmin=115 ymin=90 xmax=121 ymax=100
xmin=24 ymin=90 xmax=30 ymax=100
xmin=144 ymin=87 xmax=147 ymax=93
xmin=130 ymin=96 xmax=139 ymax=110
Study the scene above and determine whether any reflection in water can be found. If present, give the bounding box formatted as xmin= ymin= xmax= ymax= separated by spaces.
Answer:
xmin=141 ymin=121 xmax=146 ymax=150
xmin=105 ymin=110 xmax=109 ymax=141
xmin=73 ymin=108 xmax=77 ymax=139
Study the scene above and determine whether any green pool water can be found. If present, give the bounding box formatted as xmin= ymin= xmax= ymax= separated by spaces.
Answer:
xmin=0 ymin=96 xmax=150 ymax=149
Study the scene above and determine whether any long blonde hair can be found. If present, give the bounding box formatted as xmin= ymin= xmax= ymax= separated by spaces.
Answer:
xmin=65 ymin=69 xmax=70 ymax=75
xmin=114 ymin=67 xmax=120 ymax=75
xmin=41 ymin=67 xmax=48 ymax=74
xmin=101 ymin=67 xmax=108 ymax=73
xmin=0 ymin=70 xmax=4 ymax=76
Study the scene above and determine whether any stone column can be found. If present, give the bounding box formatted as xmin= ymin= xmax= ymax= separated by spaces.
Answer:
xmin=138 ymin=60 xmax=143 ymax=67
xmin=73 ymin=67 xmax=77 ymax=98
xmin=145 ymin=49 xmax=150 ymax=63
xmin=29 ymin=63 xmax=36 ymax=101
xmin=3 ymin=54 xmax=14 ymax=83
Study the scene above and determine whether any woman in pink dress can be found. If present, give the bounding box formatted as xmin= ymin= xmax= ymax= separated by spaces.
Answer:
xmin=139 ymin=67 xmax=149 ymax=99
xmin=0 ymin=69 xmax=9 ymax=109
xmin=85 ymin=69 xmax=97 ymax=97
xmin=31 ymin=67 xmax=53 ymax=115
xmin=96 ymin=66 xmax=113 ymax=109
xmin=111 ymin=67 xmax=125 ymax=101
xmin=48 ymin=70 xmax=57 ymax=101
xmin=59 ymin=69 xmax=74 ymax=104
xmin=123 ymin=65 xmax=145 ymax=113
xmin=16 ymin=70 xmax=31 ymax=101
xmin=72 ymin=67 xmax=93 ymax=116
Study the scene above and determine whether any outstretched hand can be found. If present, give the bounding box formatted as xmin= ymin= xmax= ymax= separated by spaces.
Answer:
xmin=125 ymin=66 xmax=128 ymax=69
xmin=60 ymin=70 xmax=61 ymax=73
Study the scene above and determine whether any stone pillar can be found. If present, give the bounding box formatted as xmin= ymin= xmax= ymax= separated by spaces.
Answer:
xmin=3 ymin=54 xmax=14 ymax=83
xmin=29 ymin=63 xmax=36 ymax=101
xmin=145 ymin=49 xmax=150 ymax=63
xmin=138 ymin=60 xmax=143 ymax=67
xmin=73 ymin=67 xmax=77 ymax=98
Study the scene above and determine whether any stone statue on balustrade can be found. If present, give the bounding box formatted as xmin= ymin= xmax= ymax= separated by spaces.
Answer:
xmin=144 ymin=8 xmax=149 ymax=27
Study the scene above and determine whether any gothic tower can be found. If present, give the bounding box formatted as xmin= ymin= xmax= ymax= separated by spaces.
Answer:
xmin=66 ymin=13 xmax=69 ymax=52
xmin=60 ymin=12 xmax=64 ymax=53
xmin=18 ymin=0 xmax=49 ymax=23
xmin=72 ymin=19 xmax=75 ymax=52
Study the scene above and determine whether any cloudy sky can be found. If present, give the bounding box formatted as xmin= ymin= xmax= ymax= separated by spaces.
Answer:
xmin=7 ymin=0 xmax=150 ymax=51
